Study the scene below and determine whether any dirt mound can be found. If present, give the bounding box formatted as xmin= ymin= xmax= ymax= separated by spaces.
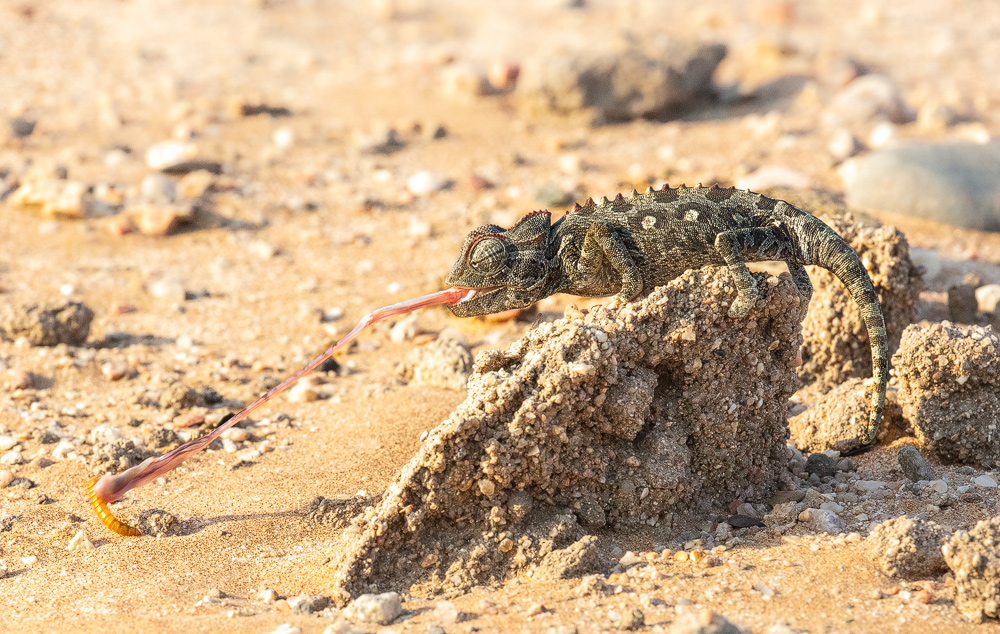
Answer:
xmin=894 ymin=322 xmax=1000 ymax=467
xmin=798 ymin=212 xmax=922 ymax=389
xmin=323 ymin=267 xmax=805 ymax=603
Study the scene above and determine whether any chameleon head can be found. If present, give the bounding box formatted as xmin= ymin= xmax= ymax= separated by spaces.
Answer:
xmin=445 ymin=211 xmax=556 ymax=317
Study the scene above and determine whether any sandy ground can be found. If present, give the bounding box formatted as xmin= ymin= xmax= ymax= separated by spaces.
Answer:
xmin=2 ymin=1 xmax=1000 ymax=632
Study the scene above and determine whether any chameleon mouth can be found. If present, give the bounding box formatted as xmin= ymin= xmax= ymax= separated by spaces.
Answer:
xmin=451 ymin=287 xmax=499 ymax=304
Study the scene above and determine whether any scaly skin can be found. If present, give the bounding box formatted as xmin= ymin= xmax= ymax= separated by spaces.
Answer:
xmin=446 ymin=184 xmax=888 ymax=446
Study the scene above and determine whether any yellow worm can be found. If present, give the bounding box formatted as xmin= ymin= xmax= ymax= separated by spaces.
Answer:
xmin=86 ymin=476 xmax=142 ymax=537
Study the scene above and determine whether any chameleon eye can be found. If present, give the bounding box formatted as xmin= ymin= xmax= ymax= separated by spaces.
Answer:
xmin=469 ymin=237 xmax=507 ymax=276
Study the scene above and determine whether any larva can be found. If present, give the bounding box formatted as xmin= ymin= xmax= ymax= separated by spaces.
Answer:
xmin=86 ymin=476 xmax=142 ymax=537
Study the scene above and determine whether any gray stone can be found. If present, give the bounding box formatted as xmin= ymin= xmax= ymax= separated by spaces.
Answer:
xmin=824 ymin=74 xmax=913 ymax=127
xmin=799 ymin=508 xmax=845 ymax=534
xmin=805 ymin=453 xmax=837 ymax=478
xmin=669 ymin=609 xmax=743 ymax=634
xmin=898 ymin=445 xmax=935 ymax=482
xmin=9 ymin=117 xmax=36 ymax=139
xmin=517 ymin=39 xmax=726 ymax=123
xmin=343 ymin=592 xmax=402 ymax=625
xmin=847 ymin=143 xmax=1000 ymax=231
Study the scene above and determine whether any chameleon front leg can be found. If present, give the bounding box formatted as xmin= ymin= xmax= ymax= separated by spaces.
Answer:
xmin=576 ymin=220 xmax=643 ymax=309
xmin=714 ymin=227 xmax=792 ymax=319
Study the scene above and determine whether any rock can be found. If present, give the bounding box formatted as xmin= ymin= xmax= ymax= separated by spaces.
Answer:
xmin=897 ymin=445 xmax=935 ymax=482
xmin=146 ymin=141 xmax=222 ymax=174
xmin=669 ymin=609 xmax=743 ymax=634
xmin=140 ymin=173 xmax=178 ymax=205
xmin=67 ymin=530 xmax=95 ymax=551
xmin=866 ymin=516 xmax=949 ymax=579
xmin=266 ymin=625 xmax=300 ymax=634
xmin=9 ymin=117 xmax=36 ymax=139
xmin=795 ymin=209 xmax=922 ymax=389
xmin=9 ymin=179 xmax=94 ymax=218
xmin=798 ymin=508 xmax=845 ymax=534
xmin=396 ymin=337 xmax=473 ymax=390
xmin=977 ymin=285 xmax=1000 ymax=314
xmin=159 ymin=383 xmax=206 ymax=409
xmin=342 ymin=592 xmax=402 ymax=625
xmin=288 ymin=594 xmax=330 ymax=614
xmin=407 ymin=171 xmax=447 ymax=196
xmin=824 ymin=74 xmax=913 ymax=127
xmin=618 ymin=607 xmax=645 ymax=630
xmin=439 ymin=62 xmax=490 ymax=101
xmin=894 ymin=323 xmax=1000 ymax=467
xmin=516 ymin=39 xmax=726 ymax=123
xmin=943 ymin=515 xmax=1000 ymax=622
xmin=326 ymin=268 xmax=804 ymax=602
xmin=804 ymin=453 xmax=837 ymax=478
xmin=431 ymin=600 xmax=462 ymax=624
xmin=975 ymin=474 xmax=998 ymax=488
xmin=948 ymin=283 xmax=980 ymax=323
xmin=845 ymin=143 xmax=1000 ymax=231
xmin=90 ymin=424 xmax=124 ymax=445
xmin=735 ymin=167 xmax=811 ymax=192
xmin=1 ymin=300 xmax=94 ymax=346
xmin=535 ymin=536 xmax=602 ymax=580
xmin=828 ymin=129 xmax=864 ymax=161
xmin=0 ymin=470 xmax=13 ymax=488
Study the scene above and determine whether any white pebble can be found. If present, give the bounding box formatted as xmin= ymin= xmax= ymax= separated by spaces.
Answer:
xmin=974 ymin=474 xmax=998 ymax=488
xmin=407 ymin=170 xmax=446 ymax=196
xmin=222 ymin=427 xmax=249 ymax=443
xmin=288 ymin=383 xmax=319 ymax=403
xmin=273 ymin=127 xmax=295 ymax=148
xmin=21 ymin=555 xmax=37 ymax=566
xmin=67 ymin=530 xmax=95 ymax=551
xmin=343 ymin=592 xmax=402 ymax=625
xmin=0 ymin=469 xmax=13 ymax=488
xmin=146 ymin=140 xmax=195 ymax=170
xmin=976 ymin=284 xmax=1000 ymax=313
xmin=0 ymin=451 xmax=22 ymax=466
xmin=90 ymin=424 xmax=123 ymax=445
xmin=268 ymin=624 xmax=300 ymax=634
xmin=0 ymin=436 xmax=16 ymax=451
xmin=52 ymin=439 xmax=75 ymax=460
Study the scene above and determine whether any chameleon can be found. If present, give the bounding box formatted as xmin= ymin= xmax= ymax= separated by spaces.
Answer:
xmin=445 ymin=184 xmax=888 ymax=446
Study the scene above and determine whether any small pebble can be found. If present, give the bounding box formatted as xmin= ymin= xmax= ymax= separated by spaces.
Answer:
xmin=407 ymin=171 xmax=447 ymax=196
xmin=266 ymin=625 xmax=301 ymax=634
xmin=898 ymin=445 xmax=935 ymax=482
xmin=101 ymin=361 xmax=128 ymax=381
xmin=618 ymin=607 xmax=645 ymax=630
xmin=288 ymin=383 xmax=319 ymax=402
xmin=343 ymin=592 xmax=402 ymax=625
xmin=21 ymin=555 xmax=37 ymax=565
xmin=0 ymin=469 xmax=14 ymax=488
xmin=974 ymin=474 xmax=998 ymax=488
xmin=67 ymin=529 xmax=95 ymax=552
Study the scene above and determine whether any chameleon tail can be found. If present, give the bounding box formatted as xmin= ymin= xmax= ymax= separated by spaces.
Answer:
xmin=808 ymin=224 xmax=888 ymax=446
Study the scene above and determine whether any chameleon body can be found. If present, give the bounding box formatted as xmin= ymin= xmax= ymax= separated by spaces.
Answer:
xmin=446 ymin=185 xmax=888 ymax=445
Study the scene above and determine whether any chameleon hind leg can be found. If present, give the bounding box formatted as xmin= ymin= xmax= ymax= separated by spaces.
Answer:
xmin=576 ymin=220 xmax=643 ymax=309
xmin=714 ymin=227 xmax=792 ymax=319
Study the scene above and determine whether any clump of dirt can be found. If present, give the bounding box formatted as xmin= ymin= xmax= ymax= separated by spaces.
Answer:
xmin=943 ymin=515 xmax=1000 ymax=623
xmin=396 ymin=337 xmax=474 ymax=390
xmin=797 ymin=212 xmax=922 ymax=388
xmin=788 ymin=378 xmax=906 ymax=454
xmin=893 ymin=322 xmax=1000 ymax=467
xmin=90 ymin=439 xmax=154 ymax=475
xmin=0 ymin=299 xmax=94 ymax=346
xmin=137 ymin=509 xmax=182 ymax=537
xmin=323 ymin=267 xmax=804 ymax=603
xmin=866 ymin=516 xmax=950 ymax=579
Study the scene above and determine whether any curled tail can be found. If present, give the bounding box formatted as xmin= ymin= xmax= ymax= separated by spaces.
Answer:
xmin=802 ymin=216 xmax=888 ymax=445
